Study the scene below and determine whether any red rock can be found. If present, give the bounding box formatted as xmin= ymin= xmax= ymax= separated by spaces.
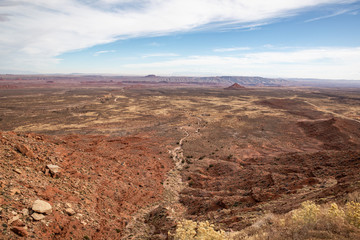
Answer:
xmin=15 ymin=144 xmax=35 ymax=158
xmin=11 ymin=226 xmax=28 ymax=237
xmin=11 ymin=219 xmax=25 ymax=227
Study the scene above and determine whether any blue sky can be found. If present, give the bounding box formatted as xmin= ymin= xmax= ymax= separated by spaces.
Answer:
xmin=1 ymin=0 xmax=360 ymax=79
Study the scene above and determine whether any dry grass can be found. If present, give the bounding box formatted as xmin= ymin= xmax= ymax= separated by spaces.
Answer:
xmin=172 ymin=200 xmax=360 ymax=239
xmin=172 ymin=220 xmax=229 ymax=240
xmin=232 ymin=201 xmax=360 ymax=240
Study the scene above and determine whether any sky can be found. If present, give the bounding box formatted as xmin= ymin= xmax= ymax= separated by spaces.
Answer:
xmin=0 ymin=0 xmax=360 ymax=79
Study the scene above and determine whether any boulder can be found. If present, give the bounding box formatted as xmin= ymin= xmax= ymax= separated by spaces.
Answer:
xmin=32 ymin=199 xmax=52 ymax=214
xmin=46 ymin=164 xmax=61 ymax=178
xmin=31 ymin=212 xmax=45 ymax=221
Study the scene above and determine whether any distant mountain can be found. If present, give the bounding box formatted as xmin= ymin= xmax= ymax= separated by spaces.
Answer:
xmin=0 ymin=69 xmax=37 ymax=74
xmin=194 ymin=76 xmax=288 ymax=86
xmin=0 ymin=74 xmax=289 ymax=87
xmin=224 ymin=83 xmax=246 ymax=90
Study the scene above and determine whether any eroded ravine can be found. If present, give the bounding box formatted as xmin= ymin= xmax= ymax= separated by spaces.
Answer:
xmin=122 ymin=114 xmax=199 ymax=239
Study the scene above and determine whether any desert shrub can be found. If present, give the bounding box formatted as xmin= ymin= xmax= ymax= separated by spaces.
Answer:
xmin=291 ymin=200 xmax=320 ymax=225
xmin=289 ymin=201 xmax=360 ymax=238
xmin=173 ymin=219 xmax=228 ymax=240
xmin=173 ymin=201 xmax=360 ymax=240
xmin=233 ymin=201 xmax=360 ymax=240
xmin=345 ymin=201 xmax=360 ymax=228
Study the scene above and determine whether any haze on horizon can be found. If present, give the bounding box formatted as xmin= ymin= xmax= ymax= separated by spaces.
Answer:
xmin=0 ymin=0 xmax=360 ymax=80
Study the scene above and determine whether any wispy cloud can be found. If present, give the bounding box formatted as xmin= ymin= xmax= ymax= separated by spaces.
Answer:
xmin=122 ymin=47 xmax=360 ymax=79
xmin=148 ymin=42 xmax=161 ymax=47
xmin=141 ymin=53 xmax=179 ymax=58
xmin=93 ymin=50 xmax=116 ymax=56
xmin=213 ymin=47 xmax=251 ymax=52
xmin=305 ymin=9 xmax=352 ymax=22
xmin=0 ymin=0 xmax=356 ymax=71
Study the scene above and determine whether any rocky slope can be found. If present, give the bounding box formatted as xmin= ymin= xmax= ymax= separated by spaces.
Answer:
xmin=0 ymin=131 xmax=174 ymax=239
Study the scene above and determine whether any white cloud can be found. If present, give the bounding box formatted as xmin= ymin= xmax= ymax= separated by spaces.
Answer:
xmin=213 ymin=47 xmax=251 ymax=52
xmin=0 ymin=0 xmax=357 ymax=71
xmin=93 ymin=50 xmax=116 ymax=56
xmin=121 ymin=47 xmax=360 ymax=79
xmin=142 ymin=53 xmax=179 ymax=58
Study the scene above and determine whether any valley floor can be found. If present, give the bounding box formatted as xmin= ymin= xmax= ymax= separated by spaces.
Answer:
xmin=1 ymin=86 xmax=360 ymax=239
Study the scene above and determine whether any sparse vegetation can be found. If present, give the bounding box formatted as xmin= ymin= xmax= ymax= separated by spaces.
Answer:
xmin=345 ymin=201 xmax=360 ymax=228
xmin=234 ymin=201 xmax=360 ymax=240
xmin=173 ymin=220 xmax=228 ymax=240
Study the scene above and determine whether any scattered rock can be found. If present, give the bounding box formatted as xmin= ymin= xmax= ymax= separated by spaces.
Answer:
xmin=11 ymin=219 xmax=25 ymax=227
xmin=65 ymin=208 xmax=76 ymax=216
xmin=10 ymin=188 xmax=21 ymax=195
xmin=11 ymin=226 xmax=28 ymax=237
xmin=15 ymin=144 xmax=35 ymax=158
xmin=8 ymin=215 xmax=20 ymax=225
xmin=31 ymin=212 xmax=45 ymax=221
xmin=32 ymin=199 xmax=52 ymax=214
xmin=22 ymin=208 xmax=29 ymax=216
xmin=46 ymin=164 xmax=61 ymax=178
xmin=14 ymin=168 xmax=22 ymax=174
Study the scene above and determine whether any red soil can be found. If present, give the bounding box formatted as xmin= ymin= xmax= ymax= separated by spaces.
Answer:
xmin=180 ymin=150 xmax=360 ymax=230
xmin=0 ymin=131 xmax=173 ymax=239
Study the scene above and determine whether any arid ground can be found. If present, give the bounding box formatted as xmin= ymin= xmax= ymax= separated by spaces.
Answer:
xmin=1 ymin=79 xmax=360 ymax=239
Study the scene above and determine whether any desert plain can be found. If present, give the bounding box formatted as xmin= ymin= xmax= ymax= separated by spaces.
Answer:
xmin=1 ymin=76 xmax=360 ymax=239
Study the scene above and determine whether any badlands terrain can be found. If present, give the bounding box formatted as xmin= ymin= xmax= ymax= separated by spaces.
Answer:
xmin=0 ymin=75 xmax=360 ymax=239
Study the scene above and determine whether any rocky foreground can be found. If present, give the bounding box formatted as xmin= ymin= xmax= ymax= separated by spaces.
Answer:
xmin=0 ymin=131 xmax=174 ymax=239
